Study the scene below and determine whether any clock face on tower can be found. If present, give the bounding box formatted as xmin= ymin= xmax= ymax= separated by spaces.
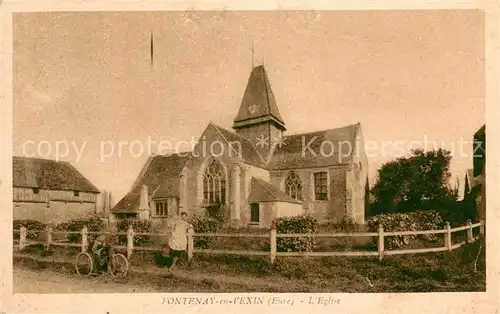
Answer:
xmin=248 ymin=104 xmax=260 ymax=115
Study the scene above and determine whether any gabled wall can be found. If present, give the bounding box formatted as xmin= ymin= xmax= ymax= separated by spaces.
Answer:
xmin=182 ymin=124 xmax=272 ymax=221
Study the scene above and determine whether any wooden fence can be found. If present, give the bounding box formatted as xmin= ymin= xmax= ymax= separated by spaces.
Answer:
xmin=14 ymin=219 xmax=485 ymax=263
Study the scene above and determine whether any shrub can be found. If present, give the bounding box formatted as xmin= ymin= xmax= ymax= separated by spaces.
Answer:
xmin=188 ymin=215 xmax=219 ymax=249
xmin=13 ymin=220 xmax=47 ymax=241
xmin=411 ymin=210 xmax=444 ymax=241
xmin=205 ymin=203 xmax=228 ymax=222
xmin=220 ymin=219 xmax=246 ymax=230
xmin=116 ymin=219 xmax=153 ymax=246
xmin=366 ymin=210 xmax=444 ymax=249
xmin=334 ymin=216 xmax=361 ymax=232
xmin=56 ymin=217 xmax=105 ymax=243
xmin=273 ymin=214 xmax=318 ymax=252
xmin=436 ymin=199 xmax=476 ymax=227
xmin=333 ymin=216 xmax=362 ymax=250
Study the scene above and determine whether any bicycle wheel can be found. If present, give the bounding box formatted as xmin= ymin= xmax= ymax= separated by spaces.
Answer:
xmin=75 ymin=252 xmax=94 ymax=276
xmin=109 ymin=253 xmax=129 ymax=278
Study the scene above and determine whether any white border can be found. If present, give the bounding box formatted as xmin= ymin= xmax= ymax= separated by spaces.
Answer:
xmin=1 ymin=1 xmax=499 ymax=313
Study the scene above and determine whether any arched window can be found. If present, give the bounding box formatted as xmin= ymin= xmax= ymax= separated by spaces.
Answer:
xmin=285 ymin=172 xmax=302 ymax=200
xmin=203 ymin=159 xmax=226 ymax=204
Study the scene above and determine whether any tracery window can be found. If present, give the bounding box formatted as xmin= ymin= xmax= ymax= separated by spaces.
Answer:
xmin=285 ymin=172 xmax=303 ymax=200
xmin=203 ymin=159 xmax=226 ymax=204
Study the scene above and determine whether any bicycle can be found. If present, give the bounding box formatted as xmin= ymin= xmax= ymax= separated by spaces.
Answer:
xmin=75 ymin=246 xmax=129 ymax=278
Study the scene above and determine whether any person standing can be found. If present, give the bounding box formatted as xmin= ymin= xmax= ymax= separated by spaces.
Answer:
xmin=155 ymin=212 xmax=192 ymax=271
xmin=167 ymin=212 xmax=192 ymax=271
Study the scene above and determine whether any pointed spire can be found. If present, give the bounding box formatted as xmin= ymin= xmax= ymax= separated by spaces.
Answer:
xmin=233 ymin=65 xmax=285 ymax=131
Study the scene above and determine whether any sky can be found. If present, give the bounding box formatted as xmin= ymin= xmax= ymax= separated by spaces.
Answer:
xmin=12 ymin=10 xmax=485 ymax=203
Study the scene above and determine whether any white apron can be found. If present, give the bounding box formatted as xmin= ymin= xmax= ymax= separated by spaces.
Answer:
xmin=168 ymin=220 xmax=190 ymax=251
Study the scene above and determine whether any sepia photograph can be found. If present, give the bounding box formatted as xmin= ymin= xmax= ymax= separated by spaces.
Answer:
xmin=3 ymin=4 xmax=497 ymax=311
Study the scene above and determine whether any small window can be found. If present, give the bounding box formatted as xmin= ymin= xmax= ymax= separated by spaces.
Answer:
xmin=33 ymin=188 xmax=39 ymax=195
xmin=155 ymin=201 xmax=168 ymax=217
xmin=314 ymin=172 xmax=328 ymax=200
xmin=73 ymin=190 xmax=80 ymax=197
xmin=250 ymin=203 xmax=260 ymax=223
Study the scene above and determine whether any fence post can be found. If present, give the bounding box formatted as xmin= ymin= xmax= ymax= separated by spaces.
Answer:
xmin=127 ymin=225 xmax=134 ymax=259
xmin=81 ymin=227 xmax=88 ymax=253
xmin=19 ymin=226 xmax=27 ymax=250
xmin=270 ymin=226 xmax=277 ymax=264
xmin=466 ymin=219 xmax=473 ymax=243
xmin=444 ymin=222 xmax=452 ymax=251
xmin=46 ymin=225 xmax=53 ymax=250
xmin=479 ymin=219 xmax=485 ymax=236
xmin=378 ymin=224 xmax=384 ymax=261
xmin=187 ymin=225 xmax=194 ymax=262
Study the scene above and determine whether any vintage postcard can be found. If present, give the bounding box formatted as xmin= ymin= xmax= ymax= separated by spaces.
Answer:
xmin=1 ymin=1 xmax=499 ymax=313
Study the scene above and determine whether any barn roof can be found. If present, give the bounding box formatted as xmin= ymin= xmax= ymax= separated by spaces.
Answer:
xmin=267 ymin=123 xmax=361 ymax=170
xmin=111 ymin=153 xmax=190 ymax=213
xmin=12 ymin=156 xmax=99 ymax=193
xmin=248 ymin=177 xmax=302 ymax=204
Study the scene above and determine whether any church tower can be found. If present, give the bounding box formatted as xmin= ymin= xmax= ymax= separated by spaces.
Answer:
xmin=233 ymin=65 xmax=286 ymax=158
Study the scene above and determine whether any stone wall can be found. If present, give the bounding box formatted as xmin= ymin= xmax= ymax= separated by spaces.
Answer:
xmin=269 ymin=165 xmax=348 ymax=223
xmin=240 ymin=163 xmax=270 ymax=224
xmin=275 ymin=202 xmax=303 ymax=219
xmin=347 ymin=125 xmax=368 ymax=224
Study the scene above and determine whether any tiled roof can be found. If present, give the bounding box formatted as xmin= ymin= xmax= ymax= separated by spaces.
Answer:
xmin=248 ymin=177 xmax=302 ymax=204
xmin=210 ymin=123 xmax=266 ymax=168
xmin=233 ymin=65 xmax=285 ymax=130
xmin=267 ymin=123 xmax=360 ymax=170
xmin=112 ymin=193 xmax=140 ymax=214
xmin=111 ymin=153 xmax=190 ymax=213
xmin=12 ymin=156 xmax=99 ymax=193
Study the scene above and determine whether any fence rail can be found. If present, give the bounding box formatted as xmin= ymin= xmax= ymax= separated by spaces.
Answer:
xmin=13 ymin=219 xmax=485 ymax=263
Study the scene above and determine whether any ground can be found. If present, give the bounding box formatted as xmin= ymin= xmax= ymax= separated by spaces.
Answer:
xmin=12 ymin=235 xmax=486 ymax=293
xmin=14 ymin=266 xmax=156 ymax=293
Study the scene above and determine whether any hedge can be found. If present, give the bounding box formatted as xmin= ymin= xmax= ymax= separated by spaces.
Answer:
xmin=367 ymin=210 xmax=444 ymax=249
xmin=55 ymin=217 xmax=105 ymax=243
xmin=272 ymin=214 xmax=318 ymax=252
xmin=13 ymin=220 xmax=46 ymax=241
xmin=116 ymin=219 xmax=153 ymax=246
xmin=188 ymin=215 xmax=219 ymax=249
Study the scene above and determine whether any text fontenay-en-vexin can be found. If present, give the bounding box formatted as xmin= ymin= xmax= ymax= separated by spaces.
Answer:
xmin=162 ymin=296 xmax=266 ymax=305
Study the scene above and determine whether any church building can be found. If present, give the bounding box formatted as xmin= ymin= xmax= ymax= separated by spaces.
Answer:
xmin=111 ymin=65 xmax=369 ymax=227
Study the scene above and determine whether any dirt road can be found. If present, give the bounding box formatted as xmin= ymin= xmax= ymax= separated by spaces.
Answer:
xmin=14 ymin=266 xmax=157 ymax=293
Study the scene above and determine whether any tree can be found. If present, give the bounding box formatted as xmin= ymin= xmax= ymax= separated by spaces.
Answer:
xmin=369 ymin=149 xmax=456 ymax=215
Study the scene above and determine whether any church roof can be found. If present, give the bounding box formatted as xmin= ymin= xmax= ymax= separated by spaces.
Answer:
xmin=267 ymin=123 xmax=361 ymax=170
xmin=210 ymin=123 xmax=266 ymax=168
xmin=233 ymin=65 xmax=286 ymax=130
xmin=13 ymin=156 xmax=100 ymax=193
xmin=111 ymin=153 xmax=190 ymax=213
xmin=248 ymin=177 xmax=302 ymax=204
